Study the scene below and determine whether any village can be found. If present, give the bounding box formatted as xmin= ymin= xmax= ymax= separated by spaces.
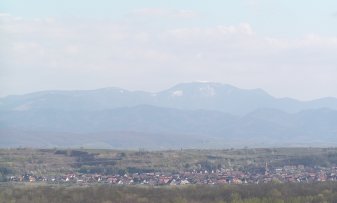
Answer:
xmin=7 ymin=164 xmax=337 ymax=186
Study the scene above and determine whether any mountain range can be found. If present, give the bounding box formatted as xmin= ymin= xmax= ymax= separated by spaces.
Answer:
xmin=1 ymin=82 xmax=337 ymax=149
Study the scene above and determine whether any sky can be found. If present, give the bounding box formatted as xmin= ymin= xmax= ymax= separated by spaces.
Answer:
xmin=1 ymin=0 xmax=337 ymax=100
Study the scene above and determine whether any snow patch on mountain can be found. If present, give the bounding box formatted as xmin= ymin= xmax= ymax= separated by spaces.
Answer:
xmin=199 ymin=85 xmax=216 ymax=96
xmin=172 ymin=90 xmax=184 ymax=97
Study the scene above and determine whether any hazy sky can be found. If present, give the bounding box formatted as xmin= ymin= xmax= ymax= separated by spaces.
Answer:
xmin=1 ymin=0 xmax=337 ymax=100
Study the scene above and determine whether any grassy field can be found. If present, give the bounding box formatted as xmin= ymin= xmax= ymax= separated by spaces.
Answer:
xmin=2 ymin=147 xmax=337 ymax=177
xmin=2 ymin=148 xmax=337 ymax=202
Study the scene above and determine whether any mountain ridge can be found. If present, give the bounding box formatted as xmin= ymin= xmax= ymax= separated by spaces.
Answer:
xmin=1 ymin=82 xmax=337 ymax=115
xmin=1 ymin=82 xmax=337 ymax=148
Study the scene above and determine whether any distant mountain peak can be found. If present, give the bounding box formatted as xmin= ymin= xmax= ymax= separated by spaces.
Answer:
xmin=1 ymin=82 xmax=337 ymax=116
xmin=95 ymin=86 xmax=127 ymax=92
xmin=166 ymin=82 xmax=236 ymax=92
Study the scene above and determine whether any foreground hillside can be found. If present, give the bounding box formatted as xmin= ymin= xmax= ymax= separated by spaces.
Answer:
xmin=2 ymin=182 xmax=337 ymax=203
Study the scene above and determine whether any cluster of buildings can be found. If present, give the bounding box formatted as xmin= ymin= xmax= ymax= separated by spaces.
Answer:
xmin=7 ymin=164 xmax=337 ymax=185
